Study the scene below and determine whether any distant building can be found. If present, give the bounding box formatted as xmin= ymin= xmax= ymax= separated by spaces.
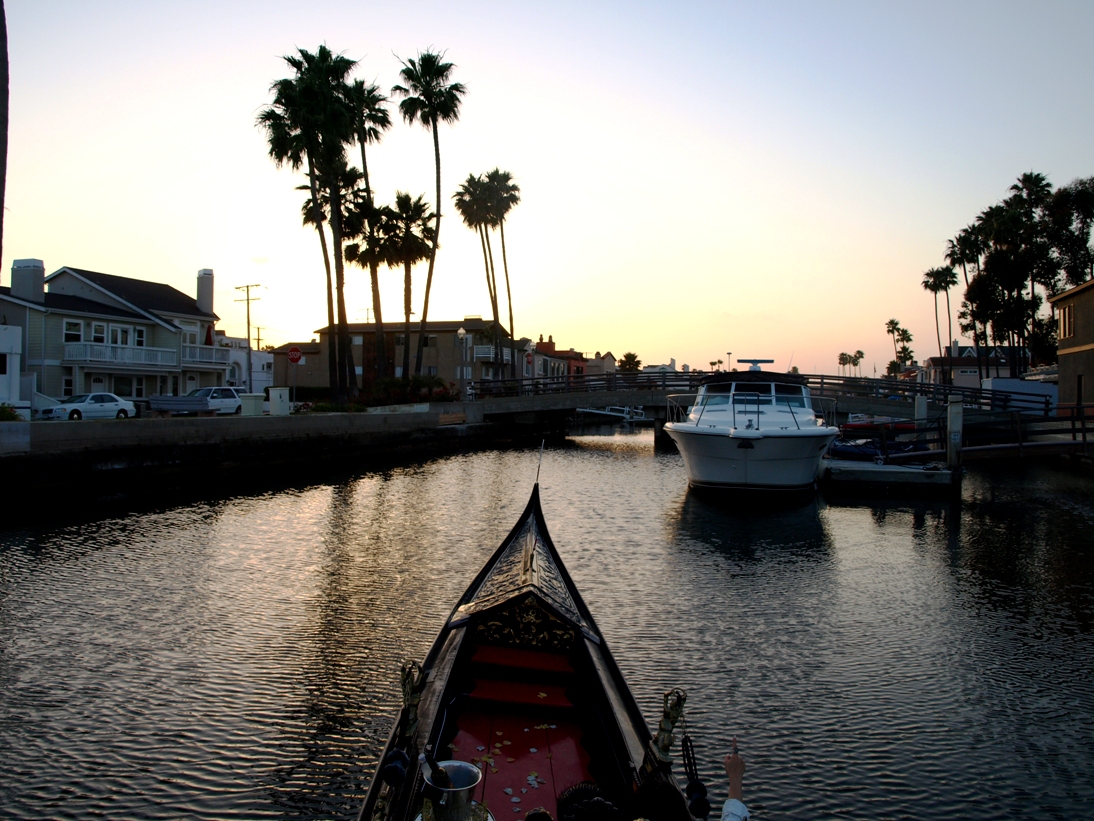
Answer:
xmin=920 ymin=343 xmax=1011 ymax=389
xmin=1049 ymin=278 xmax=1094 ymax=409
xmin=642 ymin=358 xmax=677 ymax=373
xmin=273 ymin=317 xmax=515 ymax=390
xmin=584 ymin=351 xmax=617 ymax=376
xmin=0 ymin=260 xmax=228 ymax=406
xmin=534 ymin=334 xmax=586 ymax=377
xmin=215 ymin=331 xmax=273 ymax=394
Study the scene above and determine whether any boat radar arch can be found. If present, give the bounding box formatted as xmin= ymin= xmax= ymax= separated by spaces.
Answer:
xmin=737 ymin=358 xmax=775 ymax=372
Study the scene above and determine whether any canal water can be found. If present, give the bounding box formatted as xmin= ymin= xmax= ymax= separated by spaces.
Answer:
xmin=1 ymin=429 xmax=1092 ymax=820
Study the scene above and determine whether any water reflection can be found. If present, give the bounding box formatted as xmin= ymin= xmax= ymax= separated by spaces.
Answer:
xmin=1 ymin=436 xmax=1092 ymax=820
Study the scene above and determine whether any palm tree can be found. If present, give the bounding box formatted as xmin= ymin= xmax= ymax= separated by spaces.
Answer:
xmin=618 ymin=353 xmax=642 ymax=372
xmin=348 ymin=80 xmax=392 ymax=378
xmin=922 ymin=267 xmax=947 ymax=362
xmin=454 ymin=174 xmax=503 ymax=377
xmin=392 ymin=50 xmax=466 ymax=377
xmin=384 ymin=192 xmax=436 ymax=380
xmin=896 ymin=328 xmax=913 ymax=364
xmin=258 ymin=52 xmax=340 ymax=398
xmin=885 ymin=319 xmax=901 ymax=363
xmin=484 ymin=168 xmax=521 ymax=378
xmin=838 ymin=352 xmax=849 ymax=375
xmin=853 ymin=350 xmax=864 ymax=377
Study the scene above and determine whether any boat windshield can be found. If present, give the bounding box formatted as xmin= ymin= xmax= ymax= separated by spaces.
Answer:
xmin=731 ymin=385 xmax=773 ymax=405
xmin=774 ymin=383 xmax=808 ymax=408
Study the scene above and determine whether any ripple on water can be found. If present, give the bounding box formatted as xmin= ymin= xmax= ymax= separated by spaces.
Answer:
xmin=2 ymin=433 xmax=1093 ymax=819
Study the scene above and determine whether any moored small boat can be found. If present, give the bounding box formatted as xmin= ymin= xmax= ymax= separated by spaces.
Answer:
xmin=664 ymin=370 xmax=839 ymax=492
xmin=358 ymin=486 xmax=704 ymax=821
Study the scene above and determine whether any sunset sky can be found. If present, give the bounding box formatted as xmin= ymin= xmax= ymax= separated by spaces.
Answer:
xmin=4 ymin=1 xmax=1092 ymax=375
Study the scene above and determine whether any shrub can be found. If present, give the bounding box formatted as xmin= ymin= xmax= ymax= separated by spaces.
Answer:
xmin=0 ymin=403 xmax=22 ymax=422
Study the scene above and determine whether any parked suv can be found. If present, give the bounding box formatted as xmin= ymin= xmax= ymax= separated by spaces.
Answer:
xmin=186 ymin=387 xmax=243 ymax=414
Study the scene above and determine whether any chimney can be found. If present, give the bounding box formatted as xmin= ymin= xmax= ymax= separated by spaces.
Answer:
xmin=951 ymin=339 xmax=959 ymax=358
xmin=11 ymin=259 xmax=45 ymax=303
xmin=196 ymin=269 xmax=214 ymax=315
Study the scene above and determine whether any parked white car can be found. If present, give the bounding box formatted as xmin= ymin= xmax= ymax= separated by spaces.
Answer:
xmin=41 ymin=393 xmax=137 ymax=420
xmin=186 ymin=386 xmax=242 ymax=415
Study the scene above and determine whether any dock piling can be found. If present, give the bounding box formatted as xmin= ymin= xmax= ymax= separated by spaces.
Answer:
xmin=947 ymin=395 xmax=963 ymax=470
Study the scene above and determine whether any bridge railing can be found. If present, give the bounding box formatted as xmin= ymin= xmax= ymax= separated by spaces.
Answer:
xmin=468 ymin=371 xmax=703 ymax=398
xmin=468 ymin=370 xmax=1054 ymax=414
xmin=804 ymin=373 xmax=1054 ymax=415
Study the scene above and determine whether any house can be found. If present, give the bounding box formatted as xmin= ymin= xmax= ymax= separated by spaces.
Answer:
xmin=0 ymin=324 xmax=31 ymax=419
xmin=534 ymin=335 xmax=586 ymax=377
xmin=274 ymin=317 xmax=517 ymax=390
xmin=642 ymin=358 xmax=677 ymax=373
xmin=0 ymin=260 xmax=229 ymax=405
xmin=919 ymin=343 xmax=1011 ymax=389
xmin=1048 ymin=278 xmax=1094 ymax=409
xmin=216 ymin=331 xmax=274 ymax=394
xmin=584 ymin=351 xmax=617 ymax=376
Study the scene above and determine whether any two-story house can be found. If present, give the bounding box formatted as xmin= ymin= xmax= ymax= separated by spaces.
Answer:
xmin=1049 ymin=278 xmax=1094 ymax=409
xmin=0 ymin=260 xmax=229 ymax=402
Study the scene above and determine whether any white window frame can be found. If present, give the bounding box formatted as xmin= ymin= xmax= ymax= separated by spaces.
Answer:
xmin=91 ymin=322 xmax=106 ymax=343
xmin=64 ymin=320 xmax=83 ymax=343
xmin=110 ymin=324 xmax=133 ymax=346
xmin=134 ymin=328 xmax=146 ymax=347
xmin=1059 ymin=303 xmax=1074 ymax=339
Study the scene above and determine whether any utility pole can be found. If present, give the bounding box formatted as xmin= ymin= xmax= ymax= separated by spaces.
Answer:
xmin=235 ymin=284 xmax=261 ymax=393
xmin=254 ymin=327 xmax=263 ymax=351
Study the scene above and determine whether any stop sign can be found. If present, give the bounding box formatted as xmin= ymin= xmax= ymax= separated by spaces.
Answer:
xmin=287 ymin=346 xmax=302 ymax=364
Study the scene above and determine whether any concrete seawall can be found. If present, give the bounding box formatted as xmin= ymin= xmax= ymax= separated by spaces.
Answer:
xmin=2 ymin=403 xmax=496 ymax=499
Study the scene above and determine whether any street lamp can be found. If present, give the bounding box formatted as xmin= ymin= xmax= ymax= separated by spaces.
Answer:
xmin=727 ymin=352 xmax=732 ymax=372
xmin=457 ymin=327 xmax=467 ymax=401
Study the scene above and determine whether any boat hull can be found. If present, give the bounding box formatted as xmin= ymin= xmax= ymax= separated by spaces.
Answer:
xmin=665 ymin=425 xmax=838 ymax=490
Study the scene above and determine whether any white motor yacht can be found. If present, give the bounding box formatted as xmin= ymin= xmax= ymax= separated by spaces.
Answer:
xmin=664 ymin=370 xmax=839 ymax=491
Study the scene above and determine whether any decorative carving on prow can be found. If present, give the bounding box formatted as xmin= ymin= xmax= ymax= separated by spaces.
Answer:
xmin=401 ymin=660 xmax=425 ymax=739
xmin=652 ymin=688 xmax=687 ymax=763
xmin=475 ymin=595 xmax=576 ymax=650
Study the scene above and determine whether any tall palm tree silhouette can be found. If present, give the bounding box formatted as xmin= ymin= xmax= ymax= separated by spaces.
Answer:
xmin=348 ymin=80 xmax=392 ymax=379
xmin=392 ymin=50 xmax=466 ymax=377
xmin=384 ymin=193 xmax=435 ymax=380
xmin=485 ymin=169 xmax=521 ymax=378
xmin=259 ymin=47 xmax=356 ymax=400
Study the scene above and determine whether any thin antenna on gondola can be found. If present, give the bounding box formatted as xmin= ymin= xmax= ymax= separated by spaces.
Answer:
xmin=536 ymin=440 xmax=545 ymax=484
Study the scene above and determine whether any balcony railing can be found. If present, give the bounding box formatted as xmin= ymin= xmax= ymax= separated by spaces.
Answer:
xmin=64 ymin=343 xmax=177 ymax=367
xmin=473 ymin=345 xmax=512 ymax=363
xmin=182 ymin=344 xmax=230 ymax=364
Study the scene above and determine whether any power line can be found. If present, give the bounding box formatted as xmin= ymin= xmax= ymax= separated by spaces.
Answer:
xmin=235 ymin=284 xmax=261 ymax=393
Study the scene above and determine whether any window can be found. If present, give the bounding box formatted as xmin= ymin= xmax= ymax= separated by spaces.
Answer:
xmin=64 ymin=320 xmax=82 ymax=343
xmin=62 ymin=375 xmax=72 ymax=396
xmin=0 ymin=353 xmax=6 ymax=375
xmin=91 ymin=323 xmax=106 ymax=343
xmin=482 ymin=366 xmax=494 ymax=380
xmin=110 ymin=326 xmax=131 ymax=345
xmin=92 ymin=376 xmax=105 ymax=389
xmin=395 ymin=334 xmax=407 ymax=346
xmin=114 ymin=376 xmax=132 ymax=396
xmin=179 ymin=321 xmax=199 ymax=345
xmin=352 ymin=335 xmax=363 ymax=345
xmin=134 ymin=328 xmax=145 ymax=347
xmin=134 ymin=377 xmax=145 ymax=398
xmin=1059 ymin=303 xmax=1074 ymax=339
xmin=395 ymin=366 xmax=403 ymax=378
xmin=423 ymin=335 xmax=437 ymax=348
xmin=425 ymin=365 xmax=437 ymax=376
